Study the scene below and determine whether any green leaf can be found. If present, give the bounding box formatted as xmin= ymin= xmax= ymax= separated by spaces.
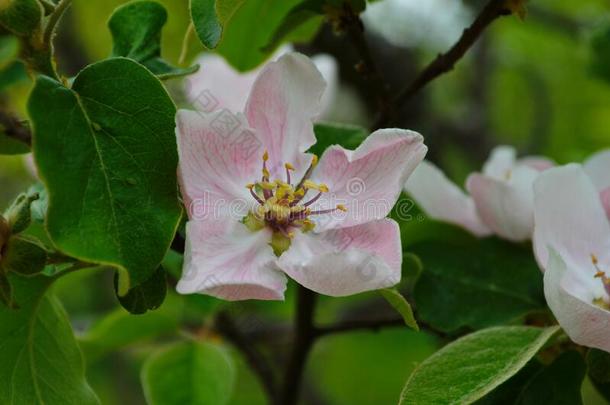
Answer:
xmin=0 ymin=274 xmax=99 ymax=403
xmin=399 ymin=326 xmax=560 ymax=405
xmin=141 ymin=340 xmax=236 ymax=405
xmin=310 ymin=122 xmax=368 ymax=157
xmin=190 ymin=0 xmax=245 ymax=49
xmin=0 ymin=272 xmax=15 ymax=308
xmin=587 ymin=349 xmax=610 ymax=402
xmin=114 ymin=265 xmax=167 ymax=314
xmin=412 ymin=238 xmax=545 ymax=333
xmin=28 ymin=57 xmax=182 ymax=294
xmin=79 ymin=293 xmax=182 ymax=362
xmin=109 ymin=0 xmax=199 ymax=79
xmin=379 ymin=288 xmax=418 ymax=331
xmin=0 ymin=0 xmax=42 ymax=36
xmin=1 ymin=235 xmax=47 ymax=276
xmin=216 ymin=0 xmax=323 ymax=72
xmin=591 ymin=23 xmax=610 ymax=84
xmin=262 ymin=0 xmax=324 ymax=53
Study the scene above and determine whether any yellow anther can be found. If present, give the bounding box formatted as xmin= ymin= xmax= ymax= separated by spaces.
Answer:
xmin=319 ymin=183 xmax=329 ymax=193
xmin=285 ymin=163 xmax=295 ymax=171
xmin=311 ymin=155 xmax=318 ymax=167
xmin=290 ymin=205 xmax=306 ymax=214
xmin=246 ymin=183 xmax=255 ymax=189
xmin=263 ymin=150 xmax=269 ymax=161
xmin=295 ymin=188 xmax=305 ymax=197
xmin=259 ymin=182 xmax=276 ymax=190
xmin=592 ymin=254 xmax=599 ymax=265
xmin=336 ymin=204 xmax=347 ymax=212
xmin=303 ymin=180 xmax=328 ymax=192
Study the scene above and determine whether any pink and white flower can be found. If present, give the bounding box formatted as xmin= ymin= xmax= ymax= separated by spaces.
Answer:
xmin=533 ymin=150 xmax=610 ymax=352
xmin=404 ymin=146 xmax=553 ymax=241
xmin=185 ymin=45 xmax=338 ymax=120
xmin=176 ymin=53 xmax=427 ymax=301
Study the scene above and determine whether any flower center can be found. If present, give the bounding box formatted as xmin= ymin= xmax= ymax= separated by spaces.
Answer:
xmin=243 ymin=151 xmax=346 ymax=253
xmin=592 ymin=254 xmax=610 ymax=310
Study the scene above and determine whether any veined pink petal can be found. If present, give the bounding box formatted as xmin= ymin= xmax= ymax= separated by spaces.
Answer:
xmin=176 ymin=109 xmax=262 ymax=220
xmin=177 ymin=219 xmax=287 ymax=301
xmin=544 ymin=249 xmax=610 ymax=352
xmin=278 ymin=219 xmax=401 ymax=296
xmin=404 ymin=160 xmax=491 ymax=237
xmin=309 ymin=128 xmax=427 ymax=231
xmin=533 ymin=164 xmax=610 ymax=275
xmin=186 ymin=52 xmax=259 ymax=113
xmin=584 ymin=149 xmax=610 ymax=192
xmin=466 ymin=165 xmax=538 ymax=242
xmin=245 ymin=53 xmax=326 ymax=180
xmin=601 ymin=187 xmax=610 ymax=220
xmin=482 ymin=145 xmax=516 ymax=179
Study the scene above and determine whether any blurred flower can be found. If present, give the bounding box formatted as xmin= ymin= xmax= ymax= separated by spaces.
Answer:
xmin=362 ymin=0 xmax=472 ymax=49
xmin=405 ymin=146 xmax=554 ymax=241
xmin=176 ymin=53 xmax=427 ymax=301
xmin=533 ymin=151 xmax=610 ymax=352
xmin=184 ymin=45 xmax=338 ymax=121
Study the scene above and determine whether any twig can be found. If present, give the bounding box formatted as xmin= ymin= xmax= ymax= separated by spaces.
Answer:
xmin=0 ymin=110 xmax=32 ymax=147
xmin=214 ymin=311 xmax=277 ymax=401
xmin=376 ymin=0 xmax=511 ymax=127
xmin=277 ymin=286 xmax=318 ymax=405
xmin=43 ymin=0 xmax=72 ymax=46
xmin=342 ymin=4 xmax=394 ymax=121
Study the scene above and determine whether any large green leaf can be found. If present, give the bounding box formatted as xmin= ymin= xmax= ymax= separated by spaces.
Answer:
xmin=141 ymin=340 xmax=236 ymax=405
xmin=215 ymin=0 xmax=323 ymax=71
xmin=399 ymin=326 xmax=560 ymax=404
xmin=412 ymin=238 xmax=545 ymax=333
xmin=109 ymin=0 xmax=198 ymax=79
xmin=28 ymin=57 xmax=182 ymax=294
xmin=0 ymin=274 xmax=99 ymax=404
xmin=0 ymin=0 xmax=42 ymax=36
xmin=190 ymin=0 xmax=245 ymax=49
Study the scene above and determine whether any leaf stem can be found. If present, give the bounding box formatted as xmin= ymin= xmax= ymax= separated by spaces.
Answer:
xmin=43 ymin=0 xmax=72 ymax=46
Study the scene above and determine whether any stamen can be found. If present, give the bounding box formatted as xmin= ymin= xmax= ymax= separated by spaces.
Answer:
xmin=303 ymin=191 xmax=323 ymax=207
xmin=285 ymin=163 xmax=294 ymax=185
xmin=248 ymin=186 xmax=264 ymax=205
xmin=296 ymin=154 xmax=318 ymax=190
xmin=592 ymin=254 xmax=610 ymax=298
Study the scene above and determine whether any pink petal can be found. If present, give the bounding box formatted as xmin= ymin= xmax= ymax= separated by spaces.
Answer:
xmin=466 ymin=165 xmax=538 ymax=242
xmin=544 ymin=249 xmax=610 ymax=352
xmin=518 ymin=156 xmax=555 ymax=172
xmin=245 ymin=52 xmax=326 ymax=180
xmin=404 ymin=160 xmax=491 ymax=237
xmin=309 ymin=128 xmax=427 ymax=231
xmin=482 ymin=146 xmax=516 ymax=179
xmin=533 ymin=164 xmax=610 ymax=274
xmin=185 ymin=53 xmax=259 ymax=113
xmin=176 ymin=109 xmax=262 ymax=220
xmin=278 ymin=219 xmax=401 ymax=296
xmin=601 ymin=187 xmax=610 ymax=220
xmin=177 ymin=219 xmax=287 ymax=301
xmin=584 ymin=149 xmax=610 ymax=192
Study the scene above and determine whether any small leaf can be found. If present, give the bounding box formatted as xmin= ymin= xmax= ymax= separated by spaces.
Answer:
xmin=0 ymin=0 xmax=42 ymax=36
xmin=4 ymin=190 xmax=39 ymax=234
xmin=0 ymin=274 xmax=99 ymax=403
xmin=28 ymin=58 xmax=182 ymax=294
xmin=114 ymin=266 xmax=167 ymax=314
xmin=379 ymin=288 xmax=418 ymax=331
xmin=310 ymin=122 xmax=368 ymax=157
xmin=109 ymin=1 xmax=199 ymax=79
xmin=399 ymin=326 xmax=560 ymax=404
xmin=412 ymin=238 xmax=545 ymax=333
xmin=262 ymin=0 xmax=324 ymax=53
xmin=1 ymin=235 xmax=47 ymax=276
xmin=190 ymin=0 xmax=245 ymax=49
xmin=141 ymin=340 xmax=236 ymax=405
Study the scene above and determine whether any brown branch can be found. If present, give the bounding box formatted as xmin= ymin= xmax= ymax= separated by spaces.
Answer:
xmin=276 ymin=286 xmax=318 ymax=405
xmin=214 ymin=311 xmax=277 ymax=401
xmin=376 ymin=0 xmax=511 ymax=127
xmin=316 ymin=317 xmax=405 ymax=337
xmin=342 ymin=4 xmax=394 ymax=121
xmin=0 ymin=110 xmax=32 ymax=147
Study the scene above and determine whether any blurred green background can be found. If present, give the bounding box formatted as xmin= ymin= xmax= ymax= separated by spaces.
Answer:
xmin=2 ymin=0 xmax=610 ymax=403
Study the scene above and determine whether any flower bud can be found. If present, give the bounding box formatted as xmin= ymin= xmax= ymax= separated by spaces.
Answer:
xmin=4 ymin=192 xmax=39 ymax=234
